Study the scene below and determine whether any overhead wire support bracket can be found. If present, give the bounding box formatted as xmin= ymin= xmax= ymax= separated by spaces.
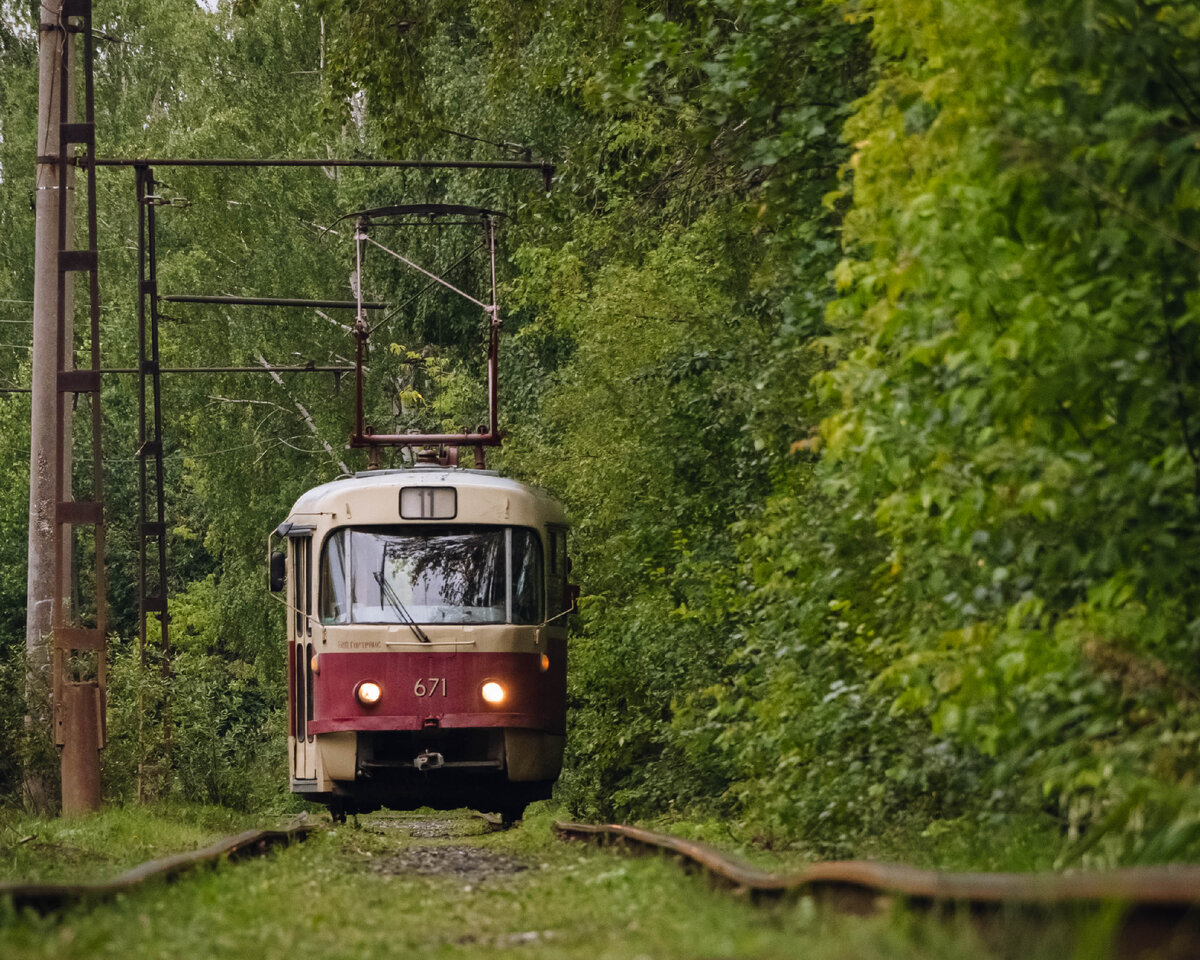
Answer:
xmin=29 ymin=135 xmax=553 ymax=811
xmin=88 ymin=156 xmax=556 ymax=190
xmin=347 ymin=205 xmax=504 ymax=454
xmin=159 ymin=295 xmax=388 ymax=310
xmin=99 ymin=365 xmax=355 ymax=375
xmin=362 ymin=235 xmax=492 ymax=312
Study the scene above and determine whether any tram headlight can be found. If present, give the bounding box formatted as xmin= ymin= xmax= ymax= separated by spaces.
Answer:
xmin=481 ymin=681 xmax=505 ymax=704
xmin=356 ymin=681 xmax=382 ymax=706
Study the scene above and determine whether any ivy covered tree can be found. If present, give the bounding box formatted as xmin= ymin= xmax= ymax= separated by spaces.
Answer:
xmin=815 ymin=0 xmax=1200 ymax=863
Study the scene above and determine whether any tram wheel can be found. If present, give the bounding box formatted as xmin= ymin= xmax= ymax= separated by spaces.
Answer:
xmin=499 ymin=804 xmax=526 ymax=826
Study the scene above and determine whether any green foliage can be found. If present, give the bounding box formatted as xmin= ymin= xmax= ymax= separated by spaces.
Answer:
xmin=0 ymin=12 xmax=36 ymax=799
xmin=0 ymin=396 xmax=29 ymax=645
xmin=2 ymin=0 xmax=1198 ymax=874
xmin=313 ymin=0 xmax=873 ymax=825
xmin=809 ymin=0 xmax=1200 ymax=862
xmin=317 ymin=0 xmax=1200 ymax=866
xmin=0 ymin=0 xmax=348 ymax=808
xmin=104 ymin=637 xmax=289 ymax=812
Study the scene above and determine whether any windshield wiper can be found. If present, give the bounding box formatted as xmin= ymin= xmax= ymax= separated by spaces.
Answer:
xmin=373 ymin=571 xmax=431 ymax=643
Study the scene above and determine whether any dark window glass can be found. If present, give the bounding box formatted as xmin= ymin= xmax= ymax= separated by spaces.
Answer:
xmin=303 ymin=538 xmax=313 ymax=635
xmin=321 ymin=525 xmax=504 ymax=625
xmin=512 ymin=528 xmax=544 ymax=625
xmin=320 ymin=525 xmax=548 ymax=625
xmin=293 ymin=642 xmax=305 ymax=741
xmin=320 ymin=529 xmax=349 ymax=624
xmin=292 ymin=537 xmax=313 ymax=635
xmin=305 ymin=642 xmax=314 ymax=723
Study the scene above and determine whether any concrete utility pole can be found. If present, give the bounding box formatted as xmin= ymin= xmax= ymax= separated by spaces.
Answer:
xmin=26 ymin=0 xmax=74 ymax=814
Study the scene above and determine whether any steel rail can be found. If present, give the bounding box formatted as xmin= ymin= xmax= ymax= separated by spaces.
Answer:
xmin=0 ymin=821 xmax=315 ymax=914
xmin=554 ymin=821 xmax=1200 ymax=909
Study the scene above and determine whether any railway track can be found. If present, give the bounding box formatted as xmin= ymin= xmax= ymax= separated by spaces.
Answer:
xmin=0 ymin=820 xmax=315 ymax=914
xmin=6 ymin=812 xmax=1199 ymax=958
xmin=555 ymin=820 xmax=1200 ymax=958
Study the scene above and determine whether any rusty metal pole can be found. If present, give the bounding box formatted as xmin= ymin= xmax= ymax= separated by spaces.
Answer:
xmin=28 ymin=0 xmax=107 ymax=817
xmin=353 ymin=218 xmax=368 ymax=448
xmin=59 ymin=683 xmax=100 ymax=811
xmin=53 ymin=0 xmax=108 ymax=816
xmin=25 ymin=0 xmax=73 ymax=814
xmin=486 ymin=216 xmax=499 ymax=440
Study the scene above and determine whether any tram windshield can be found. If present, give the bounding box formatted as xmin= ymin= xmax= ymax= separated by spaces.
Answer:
xmin=319 ymin=525 xmax=544 ymax=626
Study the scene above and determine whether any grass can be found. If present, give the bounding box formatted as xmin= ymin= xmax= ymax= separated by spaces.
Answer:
xmin=0 ymin=802 xmax=1137 ymax=960
xmin=0 ymin=804 xmax=263 ymax=883
xmin=628 ymin=808 xmax=1065 ymax=874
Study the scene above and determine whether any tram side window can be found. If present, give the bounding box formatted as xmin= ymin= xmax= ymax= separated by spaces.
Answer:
xmin=292 ymin=537 xmax=313 ymax=636
xmin=320 ymin=529 xmax=349 ymax=624
xmin=511 ymin=527 xmax=544 ymax=625
xmin=304 ymin=539 xmax=312 ymax=633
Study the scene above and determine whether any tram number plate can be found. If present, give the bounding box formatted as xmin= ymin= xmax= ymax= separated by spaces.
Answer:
xmin=413 ymin=677 xmax=447 ymax=697
xmin=400 ymin=487 xmax=456 ymax=519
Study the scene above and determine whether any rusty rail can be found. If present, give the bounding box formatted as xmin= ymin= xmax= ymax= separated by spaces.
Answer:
xmin=0 ymin=820 xmax=315 ymax=914
xmin=554 ymin=821 xmax=1200 ymax=910
xmin=556 ymin=821 xmax=1200 ymax=958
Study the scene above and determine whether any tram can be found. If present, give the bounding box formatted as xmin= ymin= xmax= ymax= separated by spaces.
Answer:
xmin=270 ymin=465 xmax=571 ymax=821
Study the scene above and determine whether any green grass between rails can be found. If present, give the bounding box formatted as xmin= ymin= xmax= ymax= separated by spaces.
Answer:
xmin=0 ymin=804 xmax=263 ymax=884
xmin=643 ymin=810 xmax=1065 ymax=873
xmin=0 ymin=803 xmax=1141 ymax=960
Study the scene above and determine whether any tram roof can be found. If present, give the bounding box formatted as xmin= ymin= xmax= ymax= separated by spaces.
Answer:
xmin=285 ymin=466 xmax=563 ymax=518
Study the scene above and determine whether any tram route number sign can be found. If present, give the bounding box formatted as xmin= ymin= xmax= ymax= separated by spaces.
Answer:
xmin=400 ymin=487 xmax=457 ymax=520
xmin=414 ymin=677 xmax=447 ymax=697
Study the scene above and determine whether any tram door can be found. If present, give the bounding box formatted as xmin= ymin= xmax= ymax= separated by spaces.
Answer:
xmin=290 ymin=534 xmax=317 ymax=781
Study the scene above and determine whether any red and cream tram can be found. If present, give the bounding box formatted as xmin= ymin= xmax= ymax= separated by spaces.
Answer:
xmin=270 ymin=466 xmax=571 ymax=821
